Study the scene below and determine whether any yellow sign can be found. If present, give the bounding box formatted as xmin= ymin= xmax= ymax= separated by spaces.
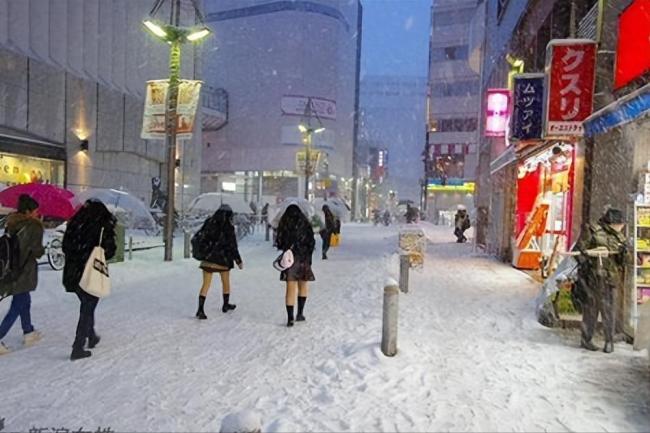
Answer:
xmin=427 ymin=182 xmax=476 ymax=193
xmin=141 ymin=79 xmax=203 ymax=140
xmin=295 ymin=150 xmax=321 ymax=174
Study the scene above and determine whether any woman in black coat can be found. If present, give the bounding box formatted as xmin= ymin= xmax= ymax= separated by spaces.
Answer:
xmin=320 ymin=205 xmax=336 ymax=260
xmin=276 ymin=204 xmax=315 ymax=327
xmin=193 ymin=205 xmax=243 ymax=319
xmin=62 ymin=199 xmax=116 ymax=361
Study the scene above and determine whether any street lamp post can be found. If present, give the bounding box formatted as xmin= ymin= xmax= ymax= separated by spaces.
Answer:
xmin=298 ymin=98 xmax=324 ymax=200
xmin=143 ymin=0 xmax=211 ymax=261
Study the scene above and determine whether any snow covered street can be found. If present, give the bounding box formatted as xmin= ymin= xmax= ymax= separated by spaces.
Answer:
xmin=2 ymin=224 xmax=649 ymax=432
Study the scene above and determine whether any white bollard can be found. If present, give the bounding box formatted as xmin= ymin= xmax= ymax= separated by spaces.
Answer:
xmin=399 ymin=254 xmax=409 ymax=294
xmin=381 ymin=283 xmax=399 ymax=357
xmin=220 ymin=411 xmax=262 ymax=433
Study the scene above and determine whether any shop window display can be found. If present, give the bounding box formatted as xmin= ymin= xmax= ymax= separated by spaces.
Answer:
xmin=0 ymin=153 xmax=64 ymax=190
xmin=513 ymin=144 xmax=574 ymax=272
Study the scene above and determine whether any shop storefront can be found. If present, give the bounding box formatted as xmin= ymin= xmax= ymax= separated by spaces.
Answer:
xmin=513 ymin=142 xmax=575 ymax=272
xmin=0 ymin=126 xmax=66 ymax=190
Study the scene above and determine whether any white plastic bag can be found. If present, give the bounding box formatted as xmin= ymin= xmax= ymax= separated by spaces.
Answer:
xmin=79 ymin=228 xmax=111 ymax=298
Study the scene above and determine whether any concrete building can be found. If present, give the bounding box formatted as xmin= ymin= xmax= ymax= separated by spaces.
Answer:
xmin=424 ymin=0 xmax=481 ymax=223
xmin=201 ymin=0 xmax=362 ymax=204
xmin=359 ymin=75 xmax=427 ymax=203
xmin=0 ymin=0 xmax=206 ymax=208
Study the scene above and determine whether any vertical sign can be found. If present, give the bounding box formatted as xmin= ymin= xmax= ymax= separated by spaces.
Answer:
xmin=511 ymin=74 xmax=545 ymax=141
xmin=545 ymin=39 xmax=597 ymax=136
xmin=485 ymin=89 xmax=511 ymax=137
xmin=142 ymin=79 xmax=203 ymax=140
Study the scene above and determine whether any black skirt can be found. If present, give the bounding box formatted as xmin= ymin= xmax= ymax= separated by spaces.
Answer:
xmin=280 ymin=259 xmax=315 ymax=282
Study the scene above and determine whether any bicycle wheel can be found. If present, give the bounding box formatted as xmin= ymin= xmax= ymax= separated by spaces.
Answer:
xmin=47 ymin=238 xmax=66 ymax=271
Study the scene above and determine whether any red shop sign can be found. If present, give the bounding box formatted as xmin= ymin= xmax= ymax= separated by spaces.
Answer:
xmin=545 ymin=39 xmax=597 ymax=137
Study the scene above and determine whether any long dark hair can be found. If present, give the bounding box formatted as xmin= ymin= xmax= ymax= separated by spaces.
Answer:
xmin=280 ymin=204 xmax=310 ymax=229
xmin=204 ymin=204 xmax=234 ymax=234
xmin=70 ymin=199 xmax=116 ymax=228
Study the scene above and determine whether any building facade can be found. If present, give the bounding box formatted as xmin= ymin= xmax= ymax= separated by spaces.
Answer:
xmin=0 ymin=0 xmax=205 ymax=208
xmin=359 ymin=75 xmax=427 ymax=203
xmin=424 ymin=0 xmax=481 ymax=223
xmin=201 ymin=0 xmax=362 ymax=204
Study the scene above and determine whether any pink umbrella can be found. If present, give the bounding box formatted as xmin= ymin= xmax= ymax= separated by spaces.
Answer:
xmin=0 ymin=183 xmax=76 ymax=220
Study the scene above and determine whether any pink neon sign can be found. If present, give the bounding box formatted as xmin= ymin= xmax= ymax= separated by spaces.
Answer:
xmin=485 ymin=89 xmax=511 ymax=137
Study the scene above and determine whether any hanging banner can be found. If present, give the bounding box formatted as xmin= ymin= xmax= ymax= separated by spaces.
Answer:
xmin=141 ymin=79 xmax=203 ymax=140
xmin=485 ymin=89 xmax=511 ymax=137
xmin=545 ymin=39 xmax=597 ymax=136
xmin=511 ymin=74 xmax=545 ymax=141
xmin=281 ymin=95 xmax=337 ymax=120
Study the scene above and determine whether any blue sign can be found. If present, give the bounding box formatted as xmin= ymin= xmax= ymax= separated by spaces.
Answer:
xmin=511 ymin=74 xmax=544 ymax=141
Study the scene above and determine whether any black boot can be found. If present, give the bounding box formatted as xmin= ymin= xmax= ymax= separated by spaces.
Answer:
xmin=222 ymin=294 xmax=236 ymax=313
xmin=580 ymin=339 xmax=599 ymax=351
xmin=297 ymin=296 xmax=307 ymax=321
xmin=196 ymin=295 xmax=207 ymax=320
xmin=286 ymin=305 xmax=295 ymax=327
xmin=88 ymin=334 xmax=101 ymax=349
xmin=70 ymin=347 xmax=92 ymax=361
xmin=603 ymin=341 xmax=614 ymax=353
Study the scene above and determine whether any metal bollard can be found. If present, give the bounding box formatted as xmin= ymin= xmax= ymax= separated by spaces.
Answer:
xmin=265 ymin=224 xmax=270 ymax=242
xmin=399 ymin=254 xmax=409 ymax=293
xmin=381 ymin=283 xmax=399 ymax=357
xmin=184 ymin=231 xmax=191 ymax=259
xmin=128 ymin=236 xmax=133 ymax=261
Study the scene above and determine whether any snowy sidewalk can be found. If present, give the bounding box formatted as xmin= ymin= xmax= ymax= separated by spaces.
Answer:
xmin=1 ymin=224 xmax=649 ymax=432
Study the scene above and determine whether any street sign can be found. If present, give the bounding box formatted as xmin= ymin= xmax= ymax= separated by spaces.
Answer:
xmin=295 ymin=150 xmax=321 ymax=174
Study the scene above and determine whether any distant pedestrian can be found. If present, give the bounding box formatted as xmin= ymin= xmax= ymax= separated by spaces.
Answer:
xmin=62 ymin=199 xmax=116 ymax=361
xmin=192 ymin=205 xmax=243 ymax=319
xmin=261 ymin=203 xmax=269 ymax=226
xmin=405 ymin=204 xmax=418 ymax=224
xmin=454 ymin=205 xmax=470 ymax=243
xmin=320 ymin=205 xmax=336 ymax=260
xmin=574 ymin=208 xmax=629 ymax=353
xmin=0 ymin=194 xmax=45 ymax=356
xmin=276 ymin=204 xmax=315 ymax=327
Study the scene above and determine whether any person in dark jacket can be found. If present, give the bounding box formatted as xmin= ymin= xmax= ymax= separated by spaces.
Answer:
xmin=0 ymin=194 xmax=45 ymax=355
xmin=574 ymin=208 xmax=629 ymax=353
xmin=320 ymin=205 xmax=337 ymax=260
xmin=195 ymin=205 xmax=243 ymax=319
xmin=454 ymin=206 xmax=471 ymax=243
xmin=276 ymin=204 xmax=315 ymax=327
xmin=62 ymin=199 xmax=116 ymax=361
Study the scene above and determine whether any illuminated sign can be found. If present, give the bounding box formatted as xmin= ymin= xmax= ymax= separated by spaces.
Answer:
xmin=427 ymin=181 xmax=476 ymax=193
xmin=545 ymin=39 xmax=597 ymax=136
xmin=511 ymin=74 xmax=544 ymax=141
xmin=614 ymin=0 xmax=650 ymax=90
xmin=485 ymin=89 xmax=511 ymax=137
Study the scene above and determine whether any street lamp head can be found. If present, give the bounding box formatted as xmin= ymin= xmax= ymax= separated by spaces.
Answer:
xmin=143 ymin=19 xmax=167 ymax=39
xmin=186 ymin=27 xmax=211 ymax=42
xmin=314 ymin=127 xmax=326 ymax=134
xmin=298 ymin=124 xmax=308 ymax=133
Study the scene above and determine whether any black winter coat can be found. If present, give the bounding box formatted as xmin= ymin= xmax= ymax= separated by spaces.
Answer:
xmin=196 ymin=217 xmax=242 ymax=269
xmin=62 ymin=217 xmax=116 ymax=293
xmin=276 ymin=215 xmax=315 ymax=263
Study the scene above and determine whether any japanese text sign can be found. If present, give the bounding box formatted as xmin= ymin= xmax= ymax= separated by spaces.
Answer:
xmin=511 ymin=74 xmax=544 ymax=141
xmin=141 ymin=79 xmax=203 ymax=140
xmin=545 ymin=40 xmax=597 ymax=136
xmin=485 ymin=89 xmax=511 ymax=137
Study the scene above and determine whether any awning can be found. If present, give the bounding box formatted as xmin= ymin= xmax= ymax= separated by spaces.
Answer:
xmin=0 ymin=125 xmax=66 ymax=160
xmin=584 ymin=82 xmax=650 ymax=137
xmin=490 ymin=146 xmax=516 ymax=175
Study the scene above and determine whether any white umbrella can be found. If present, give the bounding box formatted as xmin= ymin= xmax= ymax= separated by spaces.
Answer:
xmin=76 ymin=188 xmax=157 ymax=231
xmin=270 ymin=197 xmax=315 ymax=228
xmin=313 ymin=198 xmax=347 ymax=219
xmin=188 ymin=193 xmax=252 ymax=215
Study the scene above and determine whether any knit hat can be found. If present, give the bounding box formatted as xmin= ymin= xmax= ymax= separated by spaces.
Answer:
xmin=601 ymin=208 xmax=624 ymax=225
xmin=17 ymin=194 xmax=39 ymax=213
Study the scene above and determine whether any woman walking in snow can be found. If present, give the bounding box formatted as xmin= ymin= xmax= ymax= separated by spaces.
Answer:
xmin=276 ymin=204 xmax=315 ymax=327
xmin=192 ymin=204 xmax=243 ymax=319
xmin=0 ymin=195 xmax=45 ymax=356
xmin=62 ymin=199 xmax=116 ymax=361
xmin=320 ymin=204 xmax=337 ymax=260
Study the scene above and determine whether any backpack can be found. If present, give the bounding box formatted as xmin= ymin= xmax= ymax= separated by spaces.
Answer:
xmin=0 ymin=230 xmax=22 ymax=299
